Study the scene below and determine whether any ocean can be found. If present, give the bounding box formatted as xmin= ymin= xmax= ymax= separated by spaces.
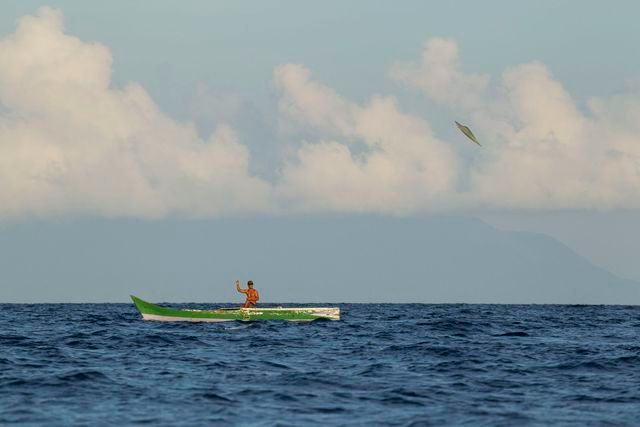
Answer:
xmin=1 ymin=303 xmax=640 ymax=425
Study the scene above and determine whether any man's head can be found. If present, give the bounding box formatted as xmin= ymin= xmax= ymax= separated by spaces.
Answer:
xmin=247 ymin=280 xmax=254 ymax=288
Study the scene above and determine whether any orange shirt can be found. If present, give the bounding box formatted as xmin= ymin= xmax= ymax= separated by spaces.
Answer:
xmin=246 ymin=288 xmax=259 ymax=303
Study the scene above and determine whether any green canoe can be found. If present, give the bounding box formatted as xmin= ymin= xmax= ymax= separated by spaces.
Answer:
xmin=131 ymin=295 xmax=340 ymax=322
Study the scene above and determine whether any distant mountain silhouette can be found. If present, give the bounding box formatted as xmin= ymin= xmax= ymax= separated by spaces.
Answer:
xmin=1 ymin=216 xmax=638 ymax=304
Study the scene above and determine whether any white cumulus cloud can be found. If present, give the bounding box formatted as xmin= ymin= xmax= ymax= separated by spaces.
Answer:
xmin=274 ymin=64 xmax=457 ymax=214
xmin=469 ymin=63 xmax=640 ymax=210
xmin=391 ymin=38 xmax=489 ymax=109
xmin=390 ymin=38 xmax=640 ymax=211
xmin=0 ymin=7 xmax=271 ymax=218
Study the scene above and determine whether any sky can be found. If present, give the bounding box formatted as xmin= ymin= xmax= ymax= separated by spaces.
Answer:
xmin=1 ymin=2 xmax=639 ymax=301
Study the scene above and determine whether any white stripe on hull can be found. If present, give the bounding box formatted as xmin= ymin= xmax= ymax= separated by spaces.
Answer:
xmin=141 ymin=313 xmax=322 ymax=322
xmin=142 ymin=314 xmax=234 ymax=322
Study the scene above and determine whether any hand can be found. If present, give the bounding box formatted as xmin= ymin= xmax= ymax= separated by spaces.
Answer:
xmin=235 ymin=280 xmax=240 ymax=286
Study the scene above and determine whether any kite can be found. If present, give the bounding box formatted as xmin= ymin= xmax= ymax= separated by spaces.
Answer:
xmin=455 ymin=121 xmax=481 ymax=146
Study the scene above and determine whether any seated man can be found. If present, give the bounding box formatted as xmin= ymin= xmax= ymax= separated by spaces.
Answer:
xmin=236 ymin=279 xmax=259 ymax=308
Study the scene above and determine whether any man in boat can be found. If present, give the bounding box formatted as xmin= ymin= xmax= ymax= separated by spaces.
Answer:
xmin=236 ymin=280 xmax=259 ymax=308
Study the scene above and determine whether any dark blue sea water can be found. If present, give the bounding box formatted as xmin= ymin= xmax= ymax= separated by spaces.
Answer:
xmin=2 ymin=304 xmax=640 ymax=425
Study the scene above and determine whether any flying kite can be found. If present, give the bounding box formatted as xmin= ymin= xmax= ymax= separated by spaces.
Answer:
xmin=455 ymin=121 xmax=481 ymax=146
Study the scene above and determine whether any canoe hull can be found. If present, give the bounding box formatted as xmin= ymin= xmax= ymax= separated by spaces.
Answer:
xmin=131 ymin=296 xmax=340 ymax=322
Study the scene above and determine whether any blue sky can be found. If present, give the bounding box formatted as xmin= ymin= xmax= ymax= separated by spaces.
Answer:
xmin=1 ymin=2 xmax=639 ymax=301
xmin=4 ymin=1 xmax=639 ymax=112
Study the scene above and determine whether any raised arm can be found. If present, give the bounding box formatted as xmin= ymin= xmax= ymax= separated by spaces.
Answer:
xmin=236 ymin=280 xmax=247 ymax=294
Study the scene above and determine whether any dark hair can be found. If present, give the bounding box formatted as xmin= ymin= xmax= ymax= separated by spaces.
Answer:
xmin=247 ymin=280 xmax=254 ymax=286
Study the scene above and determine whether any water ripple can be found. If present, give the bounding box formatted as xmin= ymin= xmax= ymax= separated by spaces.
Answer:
xmin=1 ymin=303 xmax=640 ymax=425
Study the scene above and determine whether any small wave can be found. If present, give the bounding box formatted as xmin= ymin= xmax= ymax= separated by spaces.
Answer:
xmin=1 ymin=378 xmax=32 ymax=387
xmin=566 ymin=354 xmax=640 ymax=371
xmin=0 ymin=334 xmax=30 ymax=346
xmin=278 ymin=372 xmax=339 ymax=388
xmin=65 ymin=332 xmax=92 ymax=340
xmin=566 ymin=394 xmax=606 ymax=403
xmin=494 ymin=331 xmax=529 ymax=337
xmin=358 ymin=363 xmax=388 ymax=376
xmin=198 ymin=392 xmax=234 ymax=402
xmin=63 ymin=339 xmax=96 ymax=349
xmin=137 ymin=333 xmax=209 ymax=346
xmin=308 ymin=406 xmax=347 ymax=414
xmin=380 ymin=396 xmax=424 ymax=406
xmin=417 ymin=319 xmax=474 ymax=329
xmin=273 ymin=393 xmax=298 ymax=402
xmin=610 ymin=354 xmax=640 ymax=364
xmin=221 ymin=323 xmax=252 ymax=330
xmin=389 ymin=388 xmax=425 ymax=399
xmin=1 ymin=370 xmax=112 ymax=388
xmin=128 ymin=417 xmax=160 ymax=424
xmin=383 ymin=342 xmax=463 ymax=358
xmin=261 ymin=360 xmax=292 ymax=370
xmin=549 ymin=360 xmax=609 ymax=371
xmin=57 ymin=370 xmax=113 ymax=383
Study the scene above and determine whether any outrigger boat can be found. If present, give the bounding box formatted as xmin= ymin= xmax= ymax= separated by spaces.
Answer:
xmin=131 ymin=296 xmax=340 ymax=322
